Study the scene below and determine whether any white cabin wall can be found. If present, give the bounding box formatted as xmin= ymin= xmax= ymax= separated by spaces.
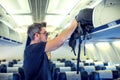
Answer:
xmin=51 ymin=41 xmax=88 ymax=61
xmin=85 ymin=41 xmax=120 ymax=64
xmin=0 ymin=33 xmax=27 ymax=60
xmin=0 ymin=44 xmax=25 ymax=60
xmin=51 ymin=40 xmax=120 ymax=64
xmin=51 ymin=41 xmax=77 ymax=60
xmin=111 ymin=41 xmax=120 ymax=63
xmin=85 ymin=43 xmax=101 ymax=60
xmin=95 ymin=42 xmax=115 ymax=63
xmin=0 ymin=34 xmax=120 ymax=65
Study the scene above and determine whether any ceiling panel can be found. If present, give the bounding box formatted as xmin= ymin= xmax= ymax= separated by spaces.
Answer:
xmin=11 ymin=15 xmax=33 ymax=26
xmin=28 ymin=0 xmax=48 ymax=22
xmin=0 ymin=0 xmax=30 ymax=14
xmin=0 ymin=0 xmax=103 ymax=34
xmin=0 ymin=0 xmax=32 ymax=27
xmin=47 ymin=0 xmax=80 ymax=15
xmin=44 ymin=15 xmax=66 ymax=27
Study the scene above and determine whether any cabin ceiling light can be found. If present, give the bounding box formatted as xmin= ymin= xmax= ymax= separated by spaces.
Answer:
xmin=95 ymin=42 xmax=109 ymax=46
xmin=95 ymin=42 xmax=110 ymax=50
xmin=112 ymin=41 xmax=120 ymax=46
xmin=44 ymin=15 xmax=65 ymax=27
xmin=85 ymin=43 xmax=95 ymax=51
xmin=11 ymin=15 xmax=33 ymax=26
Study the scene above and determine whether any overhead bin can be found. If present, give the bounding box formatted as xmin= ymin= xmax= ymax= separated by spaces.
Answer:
xmin=90 ymin=19 xmax=120 ymax=41
xmin=0 ymin=21 xmax=22 ymax=46
xmin=88 ymin=0 xmax=120 ymax=41
xmin=9 ymin=28 xmax=21 ymax=42
xmin=0 ymin=5 xmax=22 ymax=45
xmin=93 ymin=0 xmax=120 ymax=28
xmin=0 ymin=22 xmax=9 ymax=38
xmin=0 ymin=5 xmax=6 ymax=15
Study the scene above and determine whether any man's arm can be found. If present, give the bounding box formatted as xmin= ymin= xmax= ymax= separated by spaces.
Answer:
xmin=45 ymin=19 xmax=78 ymax=52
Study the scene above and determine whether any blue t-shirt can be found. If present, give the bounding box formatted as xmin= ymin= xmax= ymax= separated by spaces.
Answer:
xmin=23 ymin=42 xmax=52 ymax=80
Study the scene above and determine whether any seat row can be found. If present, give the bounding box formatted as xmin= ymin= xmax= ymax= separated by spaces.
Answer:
xmin=57 ymin=70 xmax=120 ymax=80
xmin=50 ymin=60 xmax=120 ymax=80
xmin=0 ymin=60 xmax=23 ymax=67
xmin=0 ymin=73 xmax=20 ymax=80
xmin=0 ymin=65 xmax=25 ymax=80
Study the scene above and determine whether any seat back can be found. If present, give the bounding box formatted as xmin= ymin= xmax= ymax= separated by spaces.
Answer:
xmin=58 ymin=71 xmax=88 ymax=80
xmin=53 ymin=67 xmax=71 ymax=80
xmin=18 ymin=67 xmax=25 ymax=80
xmin=7 ymin=67 xmax=19 ymax=73
xmin=0 ymin=73 xmax=20 ymax=80
xmin=83 ymin=66 xmax=95 ymax=75
xmin=89 ymin=70 xmax=120 ymax=80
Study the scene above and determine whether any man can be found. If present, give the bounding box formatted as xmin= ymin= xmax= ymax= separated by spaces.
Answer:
xmin=23 ymin=19 xmax=78 ymax=80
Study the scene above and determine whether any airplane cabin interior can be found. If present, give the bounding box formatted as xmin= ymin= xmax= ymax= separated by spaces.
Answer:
xmin=0 ymin=0 xmax=120 ymax=80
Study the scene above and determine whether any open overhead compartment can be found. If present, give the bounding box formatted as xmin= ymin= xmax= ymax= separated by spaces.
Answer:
xmin=87 ymin=0 xmax=120 ymax=42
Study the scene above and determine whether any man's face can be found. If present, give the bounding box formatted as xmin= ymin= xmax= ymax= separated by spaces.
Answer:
xmin=38 ymin=27 xmax=48 ymax=42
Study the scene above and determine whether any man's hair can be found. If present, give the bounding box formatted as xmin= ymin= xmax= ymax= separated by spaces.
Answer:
xmin=27 ymin=22 xmax=46 ymax=40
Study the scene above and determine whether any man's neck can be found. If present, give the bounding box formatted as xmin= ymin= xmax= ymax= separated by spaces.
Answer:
xmin=30 ymin=40 xmax=39 ymax=45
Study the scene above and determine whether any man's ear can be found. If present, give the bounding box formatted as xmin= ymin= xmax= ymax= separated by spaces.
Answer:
xmin=34 ymin=33 xmax=40 ymax=38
